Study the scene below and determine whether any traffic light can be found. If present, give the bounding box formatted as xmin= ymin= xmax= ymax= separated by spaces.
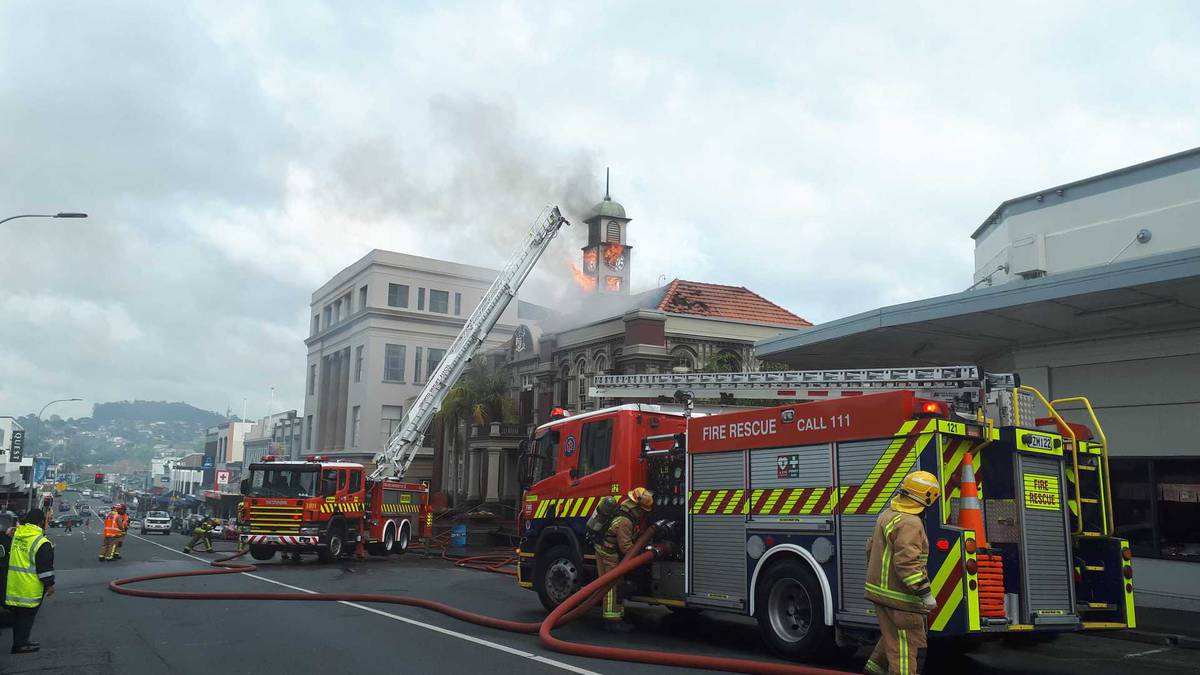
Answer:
xmin=94 ymin=472 xmax=105 ymax=484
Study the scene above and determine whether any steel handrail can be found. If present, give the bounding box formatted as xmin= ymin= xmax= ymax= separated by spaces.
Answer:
xmin=1051 ymin=396 xmax=1113 ymax=535
xmin=1017 ymin=386 xmax=1083 ymax=535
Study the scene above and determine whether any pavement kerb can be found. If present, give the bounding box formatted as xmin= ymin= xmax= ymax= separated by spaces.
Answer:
xmin=1093 ymin=628 xmax=1200 ymax=650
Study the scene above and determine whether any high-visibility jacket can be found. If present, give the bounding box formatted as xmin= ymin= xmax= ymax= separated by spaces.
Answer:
xmin=117 ymin=513 xmax=129 ymax=532
xmin=596 ymin=501 xmax=639 ymax=558
xmin=6 ymin=523 xmax=51 ymax=608
xmin=864 ymin=504 xmax=932 ymax=613
xmin=104 ymin=512 xmax=123 ymax=537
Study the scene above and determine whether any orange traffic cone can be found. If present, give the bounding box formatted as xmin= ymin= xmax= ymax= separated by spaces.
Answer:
xmin=958 ymin=451 xmax=988 ymax=548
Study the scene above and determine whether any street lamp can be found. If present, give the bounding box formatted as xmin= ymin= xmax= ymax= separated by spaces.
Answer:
xmin=30 ymin=398 xmax=84 ymax=510
xmin=0 ymin=212 xmax=88 ymax=226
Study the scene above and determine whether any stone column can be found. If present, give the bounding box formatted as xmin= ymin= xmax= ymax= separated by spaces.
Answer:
xmin=483 ymin=448 xmax=502 ymax=503
xmin=467 ymin=448 xmax=481 ymax=501
xmin=335 ymin=348 xmax=351 ymax=450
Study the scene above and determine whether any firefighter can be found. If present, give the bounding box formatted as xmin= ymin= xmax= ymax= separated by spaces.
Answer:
xmin=98 ymin=506 xmax=123 ymax=561
xmin=236 ymin=502 xmax=247 ymax=552
xmin=594 ymin=487 xmax=653 ymax=631
xmin=863 ymin=471 xmax=940 ymax=675
xmin=183 ymin=517 xmax=219 ymax=553
xmin=112 ymin=504 xmax=129 ymax=560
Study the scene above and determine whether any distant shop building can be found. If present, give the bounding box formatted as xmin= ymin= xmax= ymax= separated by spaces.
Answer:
xmin=756 ymin=147 xmax=1200 ymax=610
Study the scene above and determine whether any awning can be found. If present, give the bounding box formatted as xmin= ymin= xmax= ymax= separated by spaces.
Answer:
xmin=757 ymin=248 xmax=1200 ymax=368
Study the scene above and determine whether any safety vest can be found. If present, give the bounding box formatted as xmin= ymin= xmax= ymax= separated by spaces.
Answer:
xmin=118 ymin=513 xmax=129 ymax=531
xmin=104 ymin=512 xmax=123 ymax=537
xmin=6 ymin=523 xmax=51 ymax=608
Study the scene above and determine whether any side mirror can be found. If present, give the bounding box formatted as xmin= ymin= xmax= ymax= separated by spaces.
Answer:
xmin=240 ymin=479 xmax=249 ymax=494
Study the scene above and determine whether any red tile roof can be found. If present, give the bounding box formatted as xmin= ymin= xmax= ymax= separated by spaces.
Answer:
xmin=656 ymin=279 xmax=811 ymax=327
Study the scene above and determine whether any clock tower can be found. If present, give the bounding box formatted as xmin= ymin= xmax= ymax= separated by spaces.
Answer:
xmin=581 ymin=169 xmax=631 ymax=294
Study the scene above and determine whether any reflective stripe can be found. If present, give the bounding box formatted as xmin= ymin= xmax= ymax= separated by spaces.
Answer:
xmin=902 ymin=571 xmax=927 ymax=586
xmin=898 ymin=628 xmax=909 ymax=675
xmin=866 ymin=582 xmax=921 ymax=604
xmin=5 ymin=594 xmax=43 ymax=605
xmin=37 ymin=571 xmax=54 ymax=579
xmin=7 ymin=564 xmax=36 ymax=574
xmin=864 ymin=659 xmax=886 ymax=675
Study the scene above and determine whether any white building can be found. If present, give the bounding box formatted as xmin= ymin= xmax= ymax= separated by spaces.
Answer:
xmin=0 ymin=417 xmax=29 ymax=503
xmin=757 ymin=147 xmax=1200 ymax=610
xmin=302 ymin=250 xmax=528 ymax=480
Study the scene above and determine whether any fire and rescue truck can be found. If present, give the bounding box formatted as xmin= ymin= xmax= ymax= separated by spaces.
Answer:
xmin=241 ymin=206 xmax=570 ymax=561
xmin=517 ymin=366 xmax=1135 ymax=660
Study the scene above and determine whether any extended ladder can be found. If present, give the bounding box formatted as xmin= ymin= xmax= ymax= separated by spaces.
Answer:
xmin=589 ymin=366 xmax=1017 ymax=413
xmin=370 ymin=207 xmax=569 ymax=480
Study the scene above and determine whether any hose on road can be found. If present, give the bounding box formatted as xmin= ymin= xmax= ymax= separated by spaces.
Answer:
xmin=109 ymin=535 xmax=850 ymax=675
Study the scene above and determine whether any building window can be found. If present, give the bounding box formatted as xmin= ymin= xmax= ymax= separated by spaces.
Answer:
xmin=311 ymin=314 xmax=320 ymax=336
xmin=308 ymin=364 xmax=317 ymax=395
xmin=578 ymin=418 xmax=613 ymax=477
xmin=384 ymin=344 xmax=406 ymax=382
xmin=306 ymin=415 xmax=313 ymax=450
xmin=418 ymin=288 xmax=425 ymax=311
xmin=381 ymin=405 xmax=403 ymax=447
xmin=359 ymin=285 xmax=368 ymax=311
xmin=454 ymin=292 xmax=462 ymax=315
xmin=388 ymin=283 xmax=409 ymax=308
xmin=414 ymin=347 xmax=424 ymax=383
xmin=354 ymin=346 xmax=363 ymax=382
xmin=351 ymin=406 xmax=361 ymax=447
xmin=558 ymin=365 xmax=570 ymax=407
xmin=576 ymin=359 xmax=589 ymax=410
xmin=670 ymin=346 xmax=697 ymax=373
xmin=429 ymin=289 xmax=449 ymax=314
xmin=1111 ymin=457 xmax=1200 ymax=561
xmin=323 ymin=305 xmax=332 ymax=328
xmin=606 ymin=221 xmax=620 ymax=243
xmin=427 ymin=348 xmax=446 ymax=380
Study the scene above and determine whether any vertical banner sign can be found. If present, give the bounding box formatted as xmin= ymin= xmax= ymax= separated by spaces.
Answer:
xmin=1023 ymin=473 xmax=1060 ymax=510
xmin=33 ymin=457 xmax=50 ymax=483
xmin=201 ymin=455 xmax=215 ymax=469
xmin=9 ymin=429 xmax=24 ymax=462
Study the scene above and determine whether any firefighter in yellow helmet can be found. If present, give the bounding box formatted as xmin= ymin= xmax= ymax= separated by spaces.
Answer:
xmin=594 ymin=487 xmax=653 ymax=631
xmin=864 ymin=471 xmax=940 ymax=675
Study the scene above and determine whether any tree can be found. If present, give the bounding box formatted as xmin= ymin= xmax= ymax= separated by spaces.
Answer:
xmin=437 ymin=361 xmax=517 ymax=427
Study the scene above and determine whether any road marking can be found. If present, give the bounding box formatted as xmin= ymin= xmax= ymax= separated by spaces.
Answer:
xmin=127 ymin=533 xmax=603 ymax=675
xmin=1123 ymin=647 xmax=1171 ymax=658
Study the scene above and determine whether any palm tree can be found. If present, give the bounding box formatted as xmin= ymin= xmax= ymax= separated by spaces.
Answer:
xmin=437 ymin=360 xmax=517 ymax=427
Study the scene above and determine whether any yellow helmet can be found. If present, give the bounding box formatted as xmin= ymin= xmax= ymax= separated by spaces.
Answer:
xmin=895 ymin=471 xmax=940 ymax=513
xmin=626 ymin=487 xmax=654 ymax=511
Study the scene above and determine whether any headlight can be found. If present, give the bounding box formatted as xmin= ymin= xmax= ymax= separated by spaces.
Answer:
xmin=299 ymin=526 xmax=321 ymax=535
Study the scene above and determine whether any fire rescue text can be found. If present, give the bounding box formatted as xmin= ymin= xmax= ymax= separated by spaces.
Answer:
xmin=701 ymin=418 xmax=777 ymax=441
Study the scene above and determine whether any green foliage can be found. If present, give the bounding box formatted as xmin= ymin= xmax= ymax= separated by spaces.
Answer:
xmin=93 ymin=400 xmax=225 ymax=425
xmin=437 ymin=361 xmax=517 ymax=427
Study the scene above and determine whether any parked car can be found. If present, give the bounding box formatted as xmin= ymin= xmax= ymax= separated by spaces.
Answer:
xmin=58 ymin=502 xmax=71 ymax=512
xmin=141 ymin=511 xmax=172 ymax=535
xmin=101 ymin=496 xmax=113 ymax=504
xmin=49 ymin=514 xmax=84 ymax=529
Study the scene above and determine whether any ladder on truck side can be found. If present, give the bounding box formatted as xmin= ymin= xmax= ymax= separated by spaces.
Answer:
xmin=370 ymin=207 xmax=570 ymax=480
xmin=590 ymin=365 xmax=1017 ymax=416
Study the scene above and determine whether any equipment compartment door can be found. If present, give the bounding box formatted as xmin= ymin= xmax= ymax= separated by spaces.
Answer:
xmin=688 ymin=450 xmax=747 ymax=609
xmin=1016 ymin=453 xmax=1077 ymax=624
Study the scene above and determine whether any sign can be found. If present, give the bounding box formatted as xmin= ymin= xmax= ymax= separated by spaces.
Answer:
xmin=201 ymin=455 xmax=215 ymax=469
xmin=216 ymin=470 xmax=231 ymax=486
xmin=56 ymin=482 xmax=67 ymax=492
xmin=563 ymin=435 xmax=576 ymax=457
xmin=9 ymin=429 xmax=24 ymax=462
xmin=33 ymin=457 xmax=49 ymax=482
xmin=1023 ymin=473 xmax=1060 ymax=511
xmin=776 ymin=454 xmax=801 ymax=479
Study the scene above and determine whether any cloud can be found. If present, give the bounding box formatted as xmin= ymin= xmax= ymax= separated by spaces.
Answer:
xmin=1 ymin=0 xmax=1198 ymax=419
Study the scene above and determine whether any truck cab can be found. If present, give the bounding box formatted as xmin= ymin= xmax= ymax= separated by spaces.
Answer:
xmin=517 ymin=404 xmax=687 ymax=610
xmin=241 ymin=457 xmax=367 ymax=562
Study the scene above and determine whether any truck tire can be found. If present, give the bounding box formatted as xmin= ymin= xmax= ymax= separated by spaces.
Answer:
xmin=367 ymin=523 xmax=396 ymax=556
xmin=755 ymin=558 xmax=832 ymax=660
xmin=249 ymin=545 xmax=276 ymax=561
xmin=394 ymin=522 xmax=410 ymax=555
xmin=534 ymin=544 xmax=582 ymax=612
xmin=318 ymin=526 xmax=345 ymax=563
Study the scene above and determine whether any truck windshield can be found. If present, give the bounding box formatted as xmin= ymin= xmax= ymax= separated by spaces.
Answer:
xmin=245 ymin=466 xmax=319 ymax=498
xmin=531 ymin=428 xmax=560 ymax=483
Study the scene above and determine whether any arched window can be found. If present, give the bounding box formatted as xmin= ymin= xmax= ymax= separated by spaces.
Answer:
xmin=593 ymin=353 xmax=608 ymax=375
xmin=558 ymin=363 xmax=571 ymax=407
xmin=576 ymin=357 xmax=590 ymax=410
xmin=670 ymin=346 xmax=698 ymax=373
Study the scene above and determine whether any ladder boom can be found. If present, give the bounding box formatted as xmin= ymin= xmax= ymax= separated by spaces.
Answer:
xmin=371 ymin=206 xmax=569 ymax=479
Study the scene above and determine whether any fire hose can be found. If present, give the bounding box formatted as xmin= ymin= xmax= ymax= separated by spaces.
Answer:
xmin=109 ymin=534 xmax=850 ymax=675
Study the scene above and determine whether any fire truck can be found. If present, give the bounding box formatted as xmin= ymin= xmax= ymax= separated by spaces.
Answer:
xmin=241 ymin=206 xmax=570 ymax=561
xmin=516 ymin=366 xmax=1135 ymax=660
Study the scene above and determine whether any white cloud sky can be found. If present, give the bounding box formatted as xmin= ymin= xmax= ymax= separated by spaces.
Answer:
xmin=1 ymin=1 xmax=1198 ymax=418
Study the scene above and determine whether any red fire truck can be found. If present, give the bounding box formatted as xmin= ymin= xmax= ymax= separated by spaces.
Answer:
xmin=517 ymin=366 xmax=1134 ymax=660
xmin=240 ymin=455 xmax=428 ymax=562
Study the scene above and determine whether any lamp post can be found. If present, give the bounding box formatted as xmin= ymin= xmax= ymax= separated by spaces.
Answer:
xmin=0 ymin=212 xmax=88 ymax=226
xmin=31 ymin=398 xmax=83 ymax=510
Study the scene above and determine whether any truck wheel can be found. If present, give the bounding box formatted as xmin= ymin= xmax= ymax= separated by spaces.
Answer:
xmin=394 ymin=522 xmax=410 ymax=555
xmin=534 ymin=544 xmax=582 ymax=612
xmin=367 ymin=523 xmax=396 ymax=556
xmin=318 ymin=527 xmax=345 ymax=563
xmin=249 ymin=545 xmax=276 ymax=561
xmin=755 ymin=558 xmax=832 ymax=661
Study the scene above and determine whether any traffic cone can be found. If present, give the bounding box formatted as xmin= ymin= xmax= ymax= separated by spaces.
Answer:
xmin=957 ymin=451 xmax=988 ymax=548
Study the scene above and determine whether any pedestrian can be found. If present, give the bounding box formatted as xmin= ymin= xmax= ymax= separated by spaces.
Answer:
xmin=112 ymin=504 xmax=129 ymax=559
xmin=863 ymin=471 xmax=941 ymax=675
xmin=5 ymin=508 xmax=55 ymax=654
xmin=183 ymin=517 xmax=219 ymax=553
xmin=63 ymin=517 xmax=72 ymax=534
xmin=99 ymin=505 xmax=122 ymax=561
xmin=593 ymin=487 xmax=653 ymax=632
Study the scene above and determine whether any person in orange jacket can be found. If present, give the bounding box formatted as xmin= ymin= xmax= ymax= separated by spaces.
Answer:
xmin=112 ymin=504 xmax=130 ymax=559
xmin=99 ymin=506 xmax=123 ymax=561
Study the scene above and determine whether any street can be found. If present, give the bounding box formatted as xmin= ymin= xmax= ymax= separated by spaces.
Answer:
xmin=3 ymin=496 xmax=1195 ymax=675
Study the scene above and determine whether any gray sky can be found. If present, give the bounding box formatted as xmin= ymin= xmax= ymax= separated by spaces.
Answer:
xmin=2 ymin=1 xmax=1198 ymax=419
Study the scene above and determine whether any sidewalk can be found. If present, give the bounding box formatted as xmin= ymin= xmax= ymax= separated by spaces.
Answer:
xmin=1101 ymin=606 xmax=1200 ymax=650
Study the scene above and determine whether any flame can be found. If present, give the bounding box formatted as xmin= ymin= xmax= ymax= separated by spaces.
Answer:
xmin=603 ymin=243 xmax=624 ymax=269
xmin=583 ymin=248 xmax=598 ymax=271
xmin=569 ymin=261 xmax=596 ymax=291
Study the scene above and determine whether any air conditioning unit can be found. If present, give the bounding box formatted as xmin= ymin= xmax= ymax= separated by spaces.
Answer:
xmin=1009 ymin=234 xmax=1047 ymax=279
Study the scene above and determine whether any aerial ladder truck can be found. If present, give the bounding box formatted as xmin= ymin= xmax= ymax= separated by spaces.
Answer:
xmin=240 ymin=207 xmax=569 ymax=561
xmin=517 ymin=366 xmax=1134 ymax=660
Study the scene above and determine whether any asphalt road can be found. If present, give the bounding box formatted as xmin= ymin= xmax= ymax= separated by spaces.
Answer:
xmin=2 ymin=496 xmax=1195 ymax=675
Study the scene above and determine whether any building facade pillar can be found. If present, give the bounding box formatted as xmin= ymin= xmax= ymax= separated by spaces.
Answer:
xmin=483 ymin=448 xmax=502 ymax=503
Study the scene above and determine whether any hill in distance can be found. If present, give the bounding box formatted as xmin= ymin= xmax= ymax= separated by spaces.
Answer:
xmin=92 ymin=400 xmax=226 ymax=426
